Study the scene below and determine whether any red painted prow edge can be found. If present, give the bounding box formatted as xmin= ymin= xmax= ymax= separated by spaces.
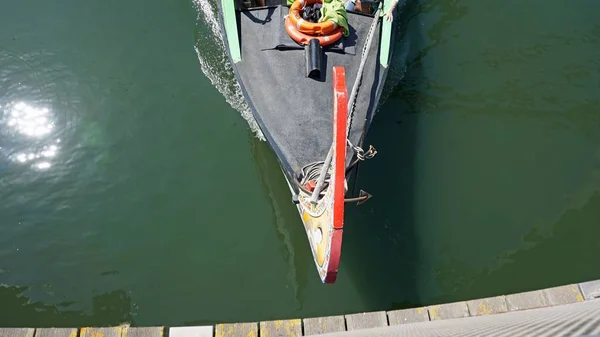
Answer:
xmin=324 ymin=66 xmax=347 ymax=283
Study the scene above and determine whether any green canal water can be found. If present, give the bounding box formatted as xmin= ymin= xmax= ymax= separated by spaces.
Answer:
xmin=1 ymin=0 xmax=599 ymax=327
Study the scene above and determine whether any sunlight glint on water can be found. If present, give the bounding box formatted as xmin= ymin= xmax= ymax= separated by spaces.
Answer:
xmin=1 ymin=101 xmax=61 ymax=171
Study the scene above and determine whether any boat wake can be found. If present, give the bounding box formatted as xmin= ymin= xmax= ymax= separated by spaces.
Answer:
xmin=192 ymin=0 xmax=265 ymax=140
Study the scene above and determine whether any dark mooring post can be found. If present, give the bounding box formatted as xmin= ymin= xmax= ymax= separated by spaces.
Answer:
xmin=305 ymin=38 xmax=323 ymax=79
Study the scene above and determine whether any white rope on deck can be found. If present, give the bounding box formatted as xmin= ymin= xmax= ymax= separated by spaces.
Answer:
xmin=346 ymin=3 xmax=383 ymax=138
xmin=308 ymin=7 xmax=382 ymax=203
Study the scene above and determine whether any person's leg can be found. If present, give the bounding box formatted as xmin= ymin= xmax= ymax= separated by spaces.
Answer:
xmin=346 ymin=0 xmax=376 ymax=14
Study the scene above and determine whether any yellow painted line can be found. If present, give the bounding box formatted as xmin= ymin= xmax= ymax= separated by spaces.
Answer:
xmin=260 ymin=319 xmax=301 ymax=337
xmin=80 ymin=327 xmax=124 ymax=337
xmin=573 ymin=285 xmax=585 ymax=302
xmin=215 ymin=323 xmax=257 ymax=337
xmin=478 ymin=302 xmax=493 ymax=315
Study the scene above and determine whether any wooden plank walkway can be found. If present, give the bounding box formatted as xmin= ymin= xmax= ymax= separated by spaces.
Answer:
xmin=0 ymin=280 xmax=598 ymax=337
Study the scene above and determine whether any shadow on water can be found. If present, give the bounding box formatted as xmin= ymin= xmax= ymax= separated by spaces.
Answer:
xmin=341 ymin=0 xmax=427 ymax=310
xmin=0 ymin=285 xmax=133 ymax=327
xmin=249 ymin=134 xmax=311 ymax=310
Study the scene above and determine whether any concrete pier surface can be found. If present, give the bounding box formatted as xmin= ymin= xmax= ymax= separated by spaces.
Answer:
xmin=1 ymin=280 xmax=599 ymax=337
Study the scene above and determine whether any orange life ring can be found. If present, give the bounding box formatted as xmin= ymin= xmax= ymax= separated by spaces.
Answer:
xmin=284 ymin=16 xmax=344 ymax=46
xmin=288 ymin=0 xmax=337 ymax=35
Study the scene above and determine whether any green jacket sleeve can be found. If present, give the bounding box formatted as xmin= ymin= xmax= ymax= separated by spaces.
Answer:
xmin=320 ymin=0 xmax=349 ymax=36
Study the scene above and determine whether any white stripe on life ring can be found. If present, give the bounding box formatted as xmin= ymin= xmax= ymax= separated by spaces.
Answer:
xmin=297 ymin=18 xmax=305 ymax=30
xmin=324 ymin=35 xmax=330 ymax=41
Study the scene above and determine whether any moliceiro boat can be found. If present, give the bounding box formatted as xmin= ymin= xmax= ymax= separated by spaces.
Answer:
xmin=217 ymin=0 xmax=397 ymax=283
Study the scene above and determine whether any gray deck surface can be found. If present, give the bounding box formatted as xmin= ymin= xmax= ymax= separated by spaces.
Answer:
xmin=311 ymin=299 xmax=600 ymax=337
xmin=234 ymin=6 xmax=384 ymax=176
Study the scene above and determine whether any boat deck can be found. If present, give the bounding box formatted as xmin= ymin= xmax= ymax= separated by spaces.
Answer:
xmin=233 ymin=5 xmax=385 ymax=178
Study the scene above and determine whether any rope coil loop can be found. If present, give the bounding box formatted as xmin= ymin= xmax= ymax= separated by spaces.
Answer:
xmin=347 ymin=139 xmax=377 ymax=161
